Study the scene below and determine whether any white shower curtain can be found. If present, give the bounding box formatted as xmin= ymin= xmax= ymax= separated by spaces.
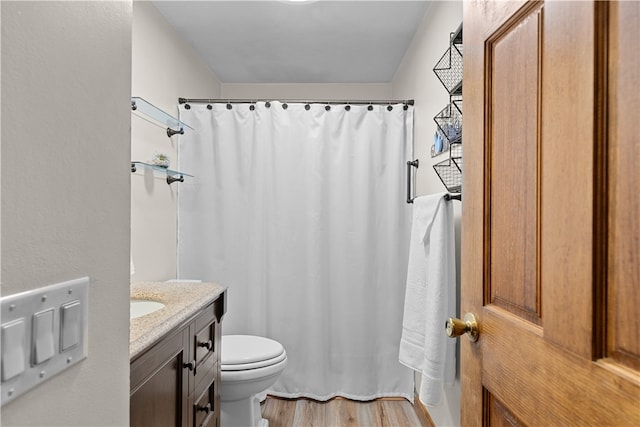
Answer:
xmin=177 ymin=101 xmax=414 ymax=401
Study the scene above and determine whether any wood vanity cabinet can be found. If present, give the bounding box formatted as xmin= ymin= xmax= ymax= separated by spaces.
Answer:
xmin=130 ymin=292 xmax=226 ymax=427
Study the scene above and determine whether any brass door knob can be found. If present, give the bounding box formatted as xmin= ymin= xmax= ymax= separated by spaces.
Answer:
xmin=445 ymin=313 xmax=479 ymax=342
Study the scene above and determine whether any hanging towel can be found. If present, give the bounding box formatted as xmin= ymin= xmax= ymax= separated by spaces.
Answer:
xmin=399 ymin=193 xmax=456 ymax=406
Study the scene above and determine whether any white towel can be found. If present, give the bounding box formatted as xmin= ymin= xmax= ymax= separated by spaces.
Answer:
xmin=399 ymin=193 xmax=456 ymax=406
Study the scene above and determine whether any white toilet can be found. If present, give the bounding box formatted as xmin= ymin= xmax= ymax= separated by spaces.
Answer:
xmin=220 ymin=335 xmax=287 ymax=427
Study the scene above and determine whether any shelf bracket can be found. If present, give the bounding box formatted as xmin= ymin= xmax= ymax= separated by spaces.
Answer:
xmin=166 ymin=127 xmax=184 ymax=138
xmin=167 ymin=175 xmax=184 ymax=185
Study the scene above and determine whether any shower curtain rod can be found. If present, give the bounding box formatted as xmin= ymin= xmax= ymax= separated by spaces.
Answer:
xmin=178 ymin=98 xmax=414 ymax=106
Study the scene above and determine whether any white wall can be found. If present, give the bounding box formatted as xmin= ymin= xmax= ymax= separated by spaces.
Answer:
xmin=393 ymin=1 xmax=463 ymax=198
xmin=392 ymin=2 xmax=463 ymax=426
xmin=131 ymin=2 xmax=222 ymax=282
xmin=1 ymin=2 xmax=132 ymax=425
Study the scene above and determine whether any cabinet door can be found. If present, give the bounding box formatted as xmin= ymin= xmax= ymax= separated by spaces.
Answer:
xmin=193 ymin=381 xmax=217 ymax=427
xmin=193 ymin=304 xmax=217 ymax=396
xmin=131 ymin=327 xmax=190 ymax=427
xmin=191 ymin=301 xmax=223 ymax=427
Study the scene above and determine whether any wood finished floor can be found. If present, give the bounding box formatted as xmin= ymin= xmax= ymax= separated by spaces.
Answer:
xmin=261 ymin=396 xmax=432 ymax=427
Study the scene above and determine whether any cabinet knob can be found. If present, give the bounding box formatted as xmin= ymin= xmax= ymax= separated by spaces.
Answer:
xmin=197 ymin=403 xmax=211 ymax=415
xmin=183 ymin=360 xmax=195 ymax=371
xmin=198 ymin=340 xmax=213 ymax=350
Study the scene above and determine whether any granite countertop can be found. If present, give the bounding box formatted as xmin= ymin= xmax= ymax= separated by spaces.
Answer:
xmin=130 ymin=281 xmax=226 ymax=360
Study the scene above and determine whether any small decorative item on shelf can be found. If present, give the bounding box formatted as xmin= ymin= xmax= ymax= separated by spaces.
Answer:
xmin=152 ymin=152 xmax=170 ymax=168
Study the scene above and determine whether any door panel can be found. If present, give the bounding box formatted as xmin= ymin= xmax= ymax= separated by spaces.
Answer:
xmin=608 ymin=0 xmax=640 ymax=372
xmin=487 ymin=1 xmax=542 ymax=325
xmin=482 ymin=307 xmax=639 ymax=425
xmin=539 ymin=0 xmax=596 ymax=358
xmin=462 ymin=0 xmax=640 ymax=425
xmin=486 ymin=391 xmax=525 ymax=427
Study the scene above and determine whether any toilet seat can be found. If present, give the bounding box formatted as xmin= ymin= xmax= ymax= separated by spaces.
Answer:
xmin=219 ymin=335 xmax=287 ymax=426
xmin=222 ymin=335 xmax=286 ymax=371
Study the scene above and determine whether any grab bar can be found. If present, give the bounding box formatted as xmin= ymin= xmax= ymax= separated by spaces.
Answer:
xmin=406 ymin=159 xmax=419 ymax=203
xmin=407 ymin=159 xmax=461 ymax=203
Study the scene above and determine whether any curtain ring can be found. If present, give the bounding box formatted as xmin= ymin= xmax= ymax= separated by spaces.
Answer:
xmin=387 ymin=104 xmax=393 ymax=111
xmin=185 ymin=104 xmax=191 ymax=110
xmin=305 ymin=103 xmax=311 ymax=111
xmin=226 ymin=101 xmax=232 ymax=110
xmin=265 ymin=101 xmax=271 ymax=108
xmin=367 ymin=104 xmax=373 ymax=111
xmin=282 ymin=103 xmax=288 ymax=110
xmin=207 ymin=104 xmax=212 ymax=110
xmin=250 ymin=102 xmax=255 ymax=111
xmin=325 ymin=104 xmax=331 ymax=111
xmin=345 ymin=104 xmax=351 ymax=111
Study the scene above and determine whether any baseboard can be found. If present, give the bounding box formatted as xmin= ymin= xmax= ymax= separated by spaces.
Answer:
xmin=414 ymin=392 xmax=436 ymax=427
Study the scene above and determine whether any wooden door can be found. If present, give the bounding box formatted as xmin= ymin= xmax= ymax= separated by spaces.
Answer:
xmin=462 ymin=1 xmax=640 ymax=425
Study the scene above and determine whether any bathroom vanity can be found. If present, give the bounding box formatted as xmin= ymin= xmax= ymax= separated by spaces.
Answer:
xmin=129 ymin=281 xmax=227 ymax=427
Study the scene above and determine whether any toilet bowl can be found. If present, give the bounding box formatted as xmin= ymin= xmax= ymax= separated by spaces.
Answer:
xmin=220 ymin=335 xmax=287 ymax=427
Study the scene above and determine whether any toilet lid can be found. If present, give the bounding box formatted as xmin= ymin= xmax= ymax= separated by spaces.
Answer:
xmin=221 ymin=335 xmax=285 ymax=371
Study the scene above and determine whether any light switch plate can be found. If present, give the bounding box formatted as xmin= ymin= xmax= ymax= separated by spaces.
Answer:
xmin=0 ymin=277 xmax=89 ymax=406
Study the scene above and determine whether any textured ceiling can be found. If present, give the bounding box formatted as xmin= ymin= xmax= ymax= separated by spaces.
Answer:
xmin=152 ymin=1 xmax=432 ymax=84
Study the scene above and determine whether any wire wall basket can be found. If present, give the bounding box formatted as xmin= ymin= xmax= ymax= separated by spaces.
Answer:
xmin=453 ymin=156 xmax=463 ymax=174
xmin=433 ymin=141 xmax=462 ymax=193
xmin=434 ymin=155 xmax=462 ymax=194
xmin=432 ymin=23 xmax=463 ymax=195
xmin=452 ymin=97 xmax=462 ymax=115
xmin=434 ymin=95 xmax=463 ymax=145
xmin=450 ymin=142 xmax=462 ymax=172
xmin=433 ymin=43 xmax=463 ymax=95
xmin=450 ymin=141 xmax=462 ymax=156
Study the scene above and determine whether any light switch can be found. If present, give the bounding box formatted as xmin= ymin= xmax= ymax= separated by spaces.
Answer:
xmin=60 ymin=301 xmax=80 ymax=351
xmin=1 ymin=318 xmax=26 ymax=381
xmin=1 ymin=277 xmax=89 ymax=406
xmin=32 ymin=309 xmax=55 ymax=365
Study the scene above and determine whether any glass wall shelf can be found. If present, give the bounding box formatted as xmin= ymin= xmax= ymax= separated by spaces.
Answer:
xmin=131 ymin=161 xmax=193 ymax=185
xmin=131 ymin=97 xmax=193 ymax=137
